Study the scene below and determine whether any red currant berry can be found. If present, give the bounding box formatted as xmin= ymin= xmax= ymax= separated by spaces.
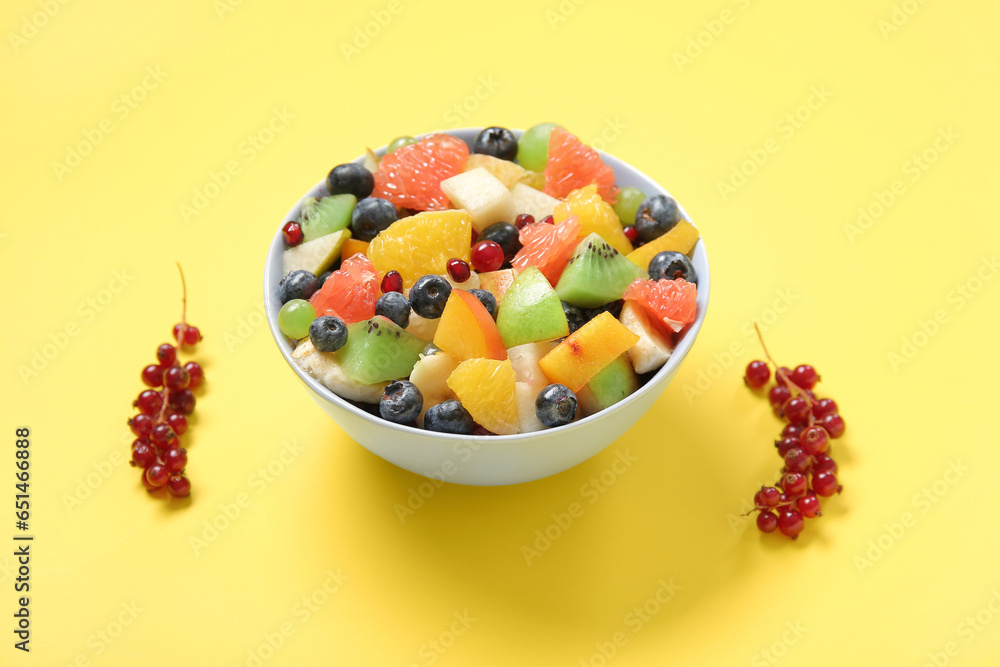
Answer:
xmin=164 ymin=448 xmax=187 ymax=473
xmin=775 ymin=367 xmax=792 ymax=387
xmin=131 ymin=441 xmax=156 ymax=468
xmin=145 ymin=464 xmax=169 ymax=488
xmin=134 ymin=390 xmax=163 ymax=416
xmin=812 ymin=398 xmax=838 ymax=419
xmin=141 ymin=472 xmax=160 ymax=492
xmin=783 ymin=397 xmax=811 ymax=425
xmin=381 ymin=271 xmax=404 ymax=294
xmin=776 ymin=436 xmax=800 ymax=458
xmin=514 ymin=214 xmax=535 ymax=229
xmin=184 ymin=361 xmax=204 ymax=390
xmin=150 ymin=423 xmax=176 ymax=445
xmin=781 ymin=473 xmax=808 ymax=497
xmin=790 ymin=364 xmax=818 ymax=389
xmin=167 ymin=474 xmax=191 ymax=497
xmin=777 ymin=509 xmax=805 ymax=538
xmin=744 ymin=360 xmax=770 ymax=389
xmin=446 ymin=258 xmax=471 ymax=283
xmin=156 ymin=343 xmax=177 ymax=366
xmin=173 ymin=324 xmax=202 ymax=346
xmin=623 ymin=225 xmax=639 ymax=245
xmin=759 ymin=486 xmax=782 ymax=507
xmin=141 ymin=364 xmax=165 ymax=388
xmin=166 ymin=413 xmax=188 ymax=435
xmin=812 ymin=471 xmax=840 ymax=497
xmin=781 ymin=423 xmax=804 ymax=440
xmin=799 ymin=425 xmax=829 ymax=456
xmin=784 ymin=447 xmax=811 ymax=474
xmin=540 ymin=215 xmax=554 ymax=225
xmin=168 ymin=389 xmax=196 ymax=415
xmin=822 ymin=413 xmax=845 ymax=438
xmin=128 ymin=414 xmax=154 ymax=438
xmin=796 ymin=493 xmax=822 ymax=518
xmin=282 ymin=221 xmax=304 ymax=246
xmin=813 ymin=453 xmax=838 ymax=474
xmin=471 ymin=240 xmax=504 ymax=273
xmin=164 ymin=366 xmax=190 ymax=391
xmin=756 ymin=511 xmax=778 ymax=533
xmin=769 ymin=385 xmax=792 ymax=408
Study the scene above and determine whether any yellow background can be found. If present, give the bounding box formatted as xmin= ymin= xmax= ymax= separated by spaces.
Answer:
xmin=2 ymin=0 xmax=999 ymax=664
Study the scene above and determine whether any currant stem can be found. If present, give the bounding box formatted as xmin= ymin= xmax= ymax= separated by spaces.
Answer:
xmin=753 ymin=322 xmax=815 ymax=424
xmin=177 ymin=262 xmax=189 ymax=347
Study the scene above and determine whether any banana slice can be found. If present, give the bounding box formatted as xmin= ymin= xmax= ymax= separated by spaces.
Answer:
xmin=291 ymin=339 xmax=387 ymax=403
xmin=620 ymin=301 xmax=673 ymax=374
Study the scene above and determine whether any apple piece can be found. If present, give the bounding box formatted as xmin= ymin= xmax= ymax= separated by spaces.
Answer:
xmin=510 ymin=182 xmax=561 ymax=220
xmin=619 ymin=301 xmax=673 ymax=373
xmin=465 ymin=154 xmax=525 ymax=188
xmin=433 ymin=290 xmax=506 ymax=361
xmin=281 ymin=228 xmax=350 ymax=276
xmin=496 ymin=266 xmax=569 ymax=348
xmin=578 ymin=354 xmax=638 ymax=415
xmin=440 ymin=167 xmax=515 ymax=233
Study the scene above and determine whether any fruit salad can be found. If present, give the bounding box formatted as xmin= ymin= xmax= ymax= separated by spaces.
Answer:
xmin=273 ymin=124 xmax=702 ymax=435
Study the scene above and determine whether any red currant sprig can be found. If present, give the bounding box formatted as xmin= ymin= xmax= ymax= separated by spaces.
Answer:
xmin=127 ymin=264 xmax=205 ymax=499
xmin=743 ymin=324 xmax=846 ymax=539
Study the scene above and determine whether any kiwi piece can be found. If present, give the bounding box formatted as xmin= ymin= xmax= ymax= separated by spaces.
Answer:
xmin=579 ymin=354 xmax=639 ymax=414
xmin=300 ymin=195 xmax=356 ymax=242
xmin=555 ymin=233 xmax=645 ymax=308
xmin=338 ymin=316 xmax=426 ymax=385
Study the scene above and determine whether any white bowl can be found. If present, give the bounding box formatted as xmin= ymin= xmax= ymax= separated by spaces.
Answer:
xmin=264 ymin=127 xmax=710 ymax=486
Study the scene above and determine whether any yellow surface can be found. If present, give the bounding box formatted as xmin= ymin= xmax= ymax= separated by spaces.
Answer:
xmin=2 ymin=1 xmax=999 ymax=665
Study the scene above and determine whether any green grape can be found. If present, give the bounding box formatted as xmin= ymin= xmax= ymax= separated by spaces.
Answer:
xmin=517 ymin=122 xmax=561 ymax=172
xmin=387 ymin=136 xmax=416 ymax=154
xmin=613 ymin=186 xmax=646 ymax=226
xmin=278 ymin=299 xmax=316 ymax=339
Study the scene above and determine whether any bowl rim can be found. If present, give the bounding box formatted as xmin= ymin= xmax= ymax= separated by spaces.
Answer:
xmin=264 ymin=126 xmax=710 ymax=442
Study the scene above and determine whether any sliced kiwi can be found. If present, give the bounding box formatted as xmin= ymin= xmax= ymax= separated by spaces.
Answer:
xmin=555 ymin=233 xmax=645 ymax=308
xmin=300 ymin=195 xmax=356 ymax=242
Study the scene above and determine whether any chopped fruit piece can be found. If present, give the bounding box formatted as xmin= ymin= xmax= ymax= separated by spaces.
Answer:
xmin=623 ymin=278 xmax=698 ymax=334
xmin=281 ymin=228 xmax=350 ymax=276
xmin=465 ymin=153 xmax=525 ymax=188
xmin=515 ymin=382 xmax=547 ymax=433
xmin=578 ymin=354 xmax=638 ymax=415
xmin=291 ymin=338 xmax=388 ymax=403
xmin=538 ymin=312 xmax=639 ymax=392
xmin=338 ymin=316 xmax=425 ymax=384
xmin=440 ymin=167 xmax=516 ymax=232
xmin=518 ymin=170 xmax=546 ymax=190
xmin=619 ymin=301 xmax=674 ymax=374
xmin=477 ymin=269 xmax=516 ymax=303
xmin=555 ymin=233 xmax=645 ymax=308
xmin=362 ymin=147 xmax=380 ymax=171
xmin=511 ymin=217 xmax=583 ymax=285
xmin=626 ymin=219 xmax=700 ymax=271
xmin=405 ymin=312 xmax=440 ymax=342
xmin=446 ymin=358 xmax=518 ymax=435
xmin=443 ymin=270 xmax=480 ymax=291
xmin=543 ymin=128 xmax=619 ymax=204
xmin=409 ymin=351 xmax=460 ymax=425
xmin=496 ymin=266 xmax=569 ymax=348
xmin=473 ymin=126 xmax=519 ymax=161
xmin=366 ymin=209 xmax=473 ymax=288
xmin=507 ymin=341 xmax=556 ymax=385
xmin=299 ymin=195 xmax=356 ymax=242
xmin=518 ymin=122 xmax=561 ymax=172
xmin=433 ymin=290 xmax=506 ymax=361
xmin=510 ymin=183 xmax=561 ymax=221
xmin=554 ymin=185 xmax=633 ymax=255
xmin=372 ymin=133 xmax=469 ymax=210
xmin=309 ymin=253 xmax=380 ymax=324
xmin=341 ymin=237 xmax=369 ymax=260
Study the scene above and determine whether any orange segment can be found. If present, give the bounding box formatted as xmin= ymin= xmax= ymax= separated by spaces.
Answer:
xmin=538 ymin=312 xmax=639 ymax=392
xmin=433 ymin=290 xmax=507 ymax=361
xmin=366 ymin=210 xmax=472 ymax=288
xmin=626 ymin=219 xmax=700 ymax=271
xmin=554 ymin=184 xmax=633 ymax=255
xmin=447 ymin=358 xmax=518 ymax=435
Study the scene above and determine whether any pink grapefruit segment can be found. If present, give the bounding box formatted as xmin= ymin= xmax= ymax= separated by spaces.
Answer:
xmin=372 ymin=134 xmax=469 ymax=211
xmin=543 ymin=128 xmax=619 ymax=204
xmin=309 ymin=254 xmax=380 ymax=324
xmin=511 ymin=217 xmax=583 ymax=286
xmin=623 ymin=278 xmax=698 ymax=334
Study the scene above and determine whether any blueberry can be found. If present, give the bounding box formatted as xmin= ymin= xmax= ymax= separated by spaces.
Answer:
xmin=479 ymin=222 xmax=522 ymax=261
xmin=473 ymin=126 xmax=518 ymax=161
xmin=308 ymin=315 xmax=348 ymax=352
xmin=468 ymin=289 xmax=497 ymax=319
xmin=279 ymin=270 xmax=319 ymax=303
xmin=585 ymin=299 xmax=623 ymax=322
xmin=648 ymin=251 xmax=698 ymax=284
xmin=326 ymin=163 xmax=374 ymax=200
xmin=562 ymin=301 xmax=586 ymax=334
xmin=634 ymin=194 xmax=680 ymax=243
xmin=535 ymin=384 xmax=578 ymax=427
xmin=351 ymin=197 xmax=397 ymax=242
xmin=375 ymin=291 xmax=410 ymax=328
xmin=409 ymin=275 xmax=452 ymax=319
xmin=379 ymin=380 xmax=423 ymax=424
xmin=317 ymin=270 xmax=333 ymax=287
xmin=423 ymin=400 xmax=475 ymax=434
